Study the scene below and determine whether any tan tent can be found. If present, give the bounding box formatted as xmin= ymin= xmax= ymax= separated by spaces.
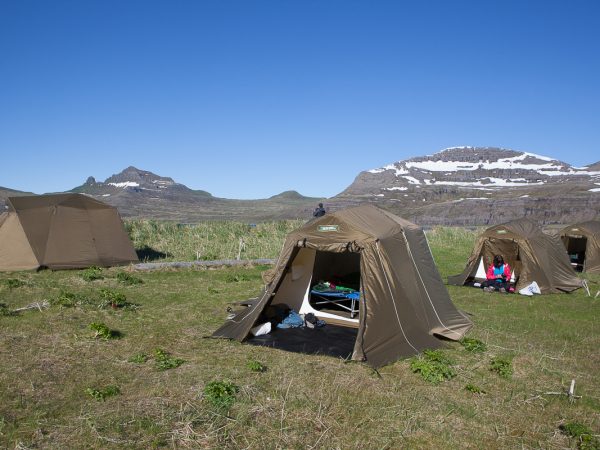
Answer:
xmin=212 ymin=204 xmax=472 ymax=368
xmin=449 ymin=218 xmax=583 ymax=293
xmin=560 ymin=221 xmax=600 ymax=274
xmin=0 ymin=194 xmax=138 ymax=271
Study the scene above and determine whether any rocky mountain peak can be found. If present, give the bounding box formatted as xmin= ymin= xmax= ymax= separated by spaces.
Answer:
xmin=105 ymin=166 xmax=176 ymax=187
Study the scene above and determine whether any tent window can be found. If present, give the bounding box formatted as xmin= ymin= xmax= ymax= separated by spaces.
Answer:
xmin=564 ymin=236 xmax=587 ymax=272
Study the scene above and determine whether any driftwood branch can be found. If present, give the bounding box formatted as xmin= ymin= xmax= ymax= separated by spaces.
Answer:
xmin=12 ymin=300 xmax=50 ymax=313
xmin=134 ymin=258 xmax=276 ymax=271
xmin=525 ymin=379 xmax=581 ymax=404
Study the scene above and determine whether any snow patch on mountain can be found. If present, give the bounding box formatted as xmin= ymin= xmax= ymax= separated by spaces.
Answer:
xmin=368 ymin=164 xmax=409 ymax=176
xmin=109 ymin=182 xmax=140 ymax=188
xmin=404 ymin=154 xmax=563 ymax=173
xmin=402 ymin=176 xmax=421 ymax=185
xmin=365 ymin=148 xmax=600 ymax=195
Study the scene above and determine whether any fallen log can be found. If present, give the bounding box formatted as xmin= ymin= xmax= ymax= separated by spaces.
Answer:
xmin=133 ymin=258 xmax=276 ymax=271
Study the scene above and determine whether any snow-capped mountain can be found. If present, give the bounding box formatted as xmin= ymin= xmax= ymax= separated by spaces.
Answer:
xmin=334 ymin=147 xmax=600 ymax=225
xmin=66 ymin=166 xmax=320 ymax=222
xmin=342 ymin=147 xmax=600 ymax=195
xmin=2 ymin=148 xmax=598 ymax=225
xmin=73 ymin=166 xmax=210 ymax=199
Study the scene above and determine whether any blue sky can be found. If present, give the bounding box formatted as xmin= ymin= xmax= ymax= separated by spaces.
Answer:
xmin=1 ymin=0 xmax=599 ymax=199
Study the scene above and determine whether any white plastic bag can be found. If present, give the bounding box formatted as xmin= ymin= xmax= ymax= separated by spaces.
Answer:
xmin=250 ymin=322 xmax=271 ymax=336
xmin=519 ymin=281 xmax=541 ymax=296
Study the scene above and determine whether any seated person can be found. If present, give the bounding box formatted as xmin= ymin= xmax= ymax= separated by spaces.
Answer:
xmin=482 ymin=255 xmax=512 ymax=293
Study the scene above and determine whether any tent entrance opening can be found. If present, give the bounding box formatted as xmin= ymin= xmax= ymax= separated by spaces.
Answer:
xmin=563 ymin=236 xmax=587 ymax=272
xmin=309 ymin=250 xmax=361 ymax=321
xmin=466 ymin=239 xmax=521 ymax=284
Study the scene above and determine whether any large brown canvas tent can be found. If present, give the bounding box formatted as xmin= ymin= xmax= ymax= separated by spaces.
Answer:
xmin=448 ymin=218 xmax=583 ymax=293
xmin=0 ymin=194 xmax=138 ymax=271
xmin=212 ymin=204 xmax=472 ymax=368
xmin=560 ymin=221 xmax=600 ymax=274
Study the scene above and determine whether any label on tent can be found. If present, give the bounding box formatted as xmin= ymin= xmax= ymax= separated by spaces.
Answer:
xmin=318 ymin=225 xmax=339 ymax=232
xmin=496 ymin=229 xmax=507 ymax=234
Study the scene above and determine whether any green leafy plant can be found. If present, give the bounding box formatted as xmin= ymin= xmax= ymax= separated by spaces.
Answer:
xmin=490 ymin=357 xmax=513 ymax=379
xmin=465 ymin=383 xmax=486 ymax=394
xmin=460 ymin=337 xmax=487 ymax=353
xmin=247 ymin=359 xmax=267 ymax=373
xmin=154 ymin=348 xmax=185 ymax=371
xmin=207 ymin=287 xmax=220 ymax=294
xmin=0 ymin=303 xmax=13 ymax=316
xmin=85 ymin=385 xmax=121 ymax=401
xmin=3 ymin=278 xmax=26 ymax=289
xmin=98 ymin=289 xmax=129 ymax=309
xmin=198 ymin=251 xmax=220 ymax=261
xmin=50 ymin=291 xmax=90 ymax=308
xmin=116 ymin=272 xmax=143 ymax=285
xmin=128 ymin=353 xmax=149 ymax=364
xmin=89 ymin=322 xmax=120 ymax=339
xmin=80 ymin=266 xmax=104 ymax=282
xmin=410 ymin=350 xmax=456 ymax=384
xmin=203 ymin=380 xmax=239 ymax=409
xmin=225 ymin=273 xmax=250 ymax=283
xmin=560 ymin=422 xmax=600 ymax=450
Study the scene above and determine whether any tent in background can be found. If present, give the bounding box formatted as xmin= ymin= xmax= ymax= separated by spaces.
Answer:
xmin=560 ymin=221 xmax=600 ymax=274
xmin=0 ymin=194 xmax=138 ymax=271
xmin=448 ymin=218 xmax=583 ymax=293
xmin=212 ymin=204 xmax=472 ymax=368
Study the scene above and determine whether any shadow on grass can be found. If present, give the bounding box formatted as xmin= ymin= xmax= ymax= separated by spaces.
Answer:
xmin=136 ymin=246 xmax=170 ymax=262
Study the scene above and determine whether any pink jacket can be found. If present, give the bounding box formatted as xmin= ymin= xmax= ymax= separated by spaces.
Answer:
xmin=486 ymin=263 xmax=511 ymax=281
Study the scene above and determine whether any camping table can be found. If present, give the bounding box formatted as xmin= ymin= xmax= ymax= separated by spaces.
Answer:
xmin=309 ymin=290 xmax=360 ymax=318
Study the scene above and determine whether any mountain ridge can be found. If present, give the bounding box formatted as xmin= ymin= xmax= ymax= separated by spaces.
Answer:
xmin=2 ymin=147 xmax=599 ymax=224
xmin=335 ymin=146 xmax=600 ymax=225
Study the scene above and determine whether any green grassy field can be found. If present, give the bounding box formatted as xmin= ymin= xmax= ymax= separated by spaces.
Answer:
xmin=1 ymin=226 xmax=599 ymax=449
xmin=126 ymin=220 xmax=304 ymax=262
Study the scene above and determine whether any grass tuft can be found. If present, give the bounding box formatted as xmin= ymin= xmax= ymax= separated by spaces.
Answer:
xmin=85 ymin=385 xmax=121 ymax=401
xmin=490 ymin=357 xmax=513 ymax=379
xmin=89 ymin=322 xmax=120 ymax=340
xmin=154 ymin=348 xmax=185 ymax=371
xmin=464 ymin=383 xmax=486 ymax=394
xmin=0 ymin=303 xmax=13 ymax=316
xmin=3 ymin=278 xmax=26 ymax=289
xmin=98 ymin=289 xmax=128 ymax=308
xmin=203 ymin=380 xmax=239 ymax=409
xmin=460 ymin=337 xmax=487 ymax=353
xmin=410 ymin=350 xmax=456 ymax=384
xmin=247 ymin=359 xmax=267 ymax=373
xmin=126 ymin=219 xmax=304 ymax=262
xmin=50 ymin=291 xmax=91 ymax=308
xmin=559 ymin=422 xmax=600 ymax=449
xmin=116 ymin=272 xmax=143 ymax=285
xmin=225 ymin=273 xmax=250 ymax=283
xmin=80 ymin=266 xmax=104 ymax=282
xmin=128 ymin=353 xmax=149 ymax=364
